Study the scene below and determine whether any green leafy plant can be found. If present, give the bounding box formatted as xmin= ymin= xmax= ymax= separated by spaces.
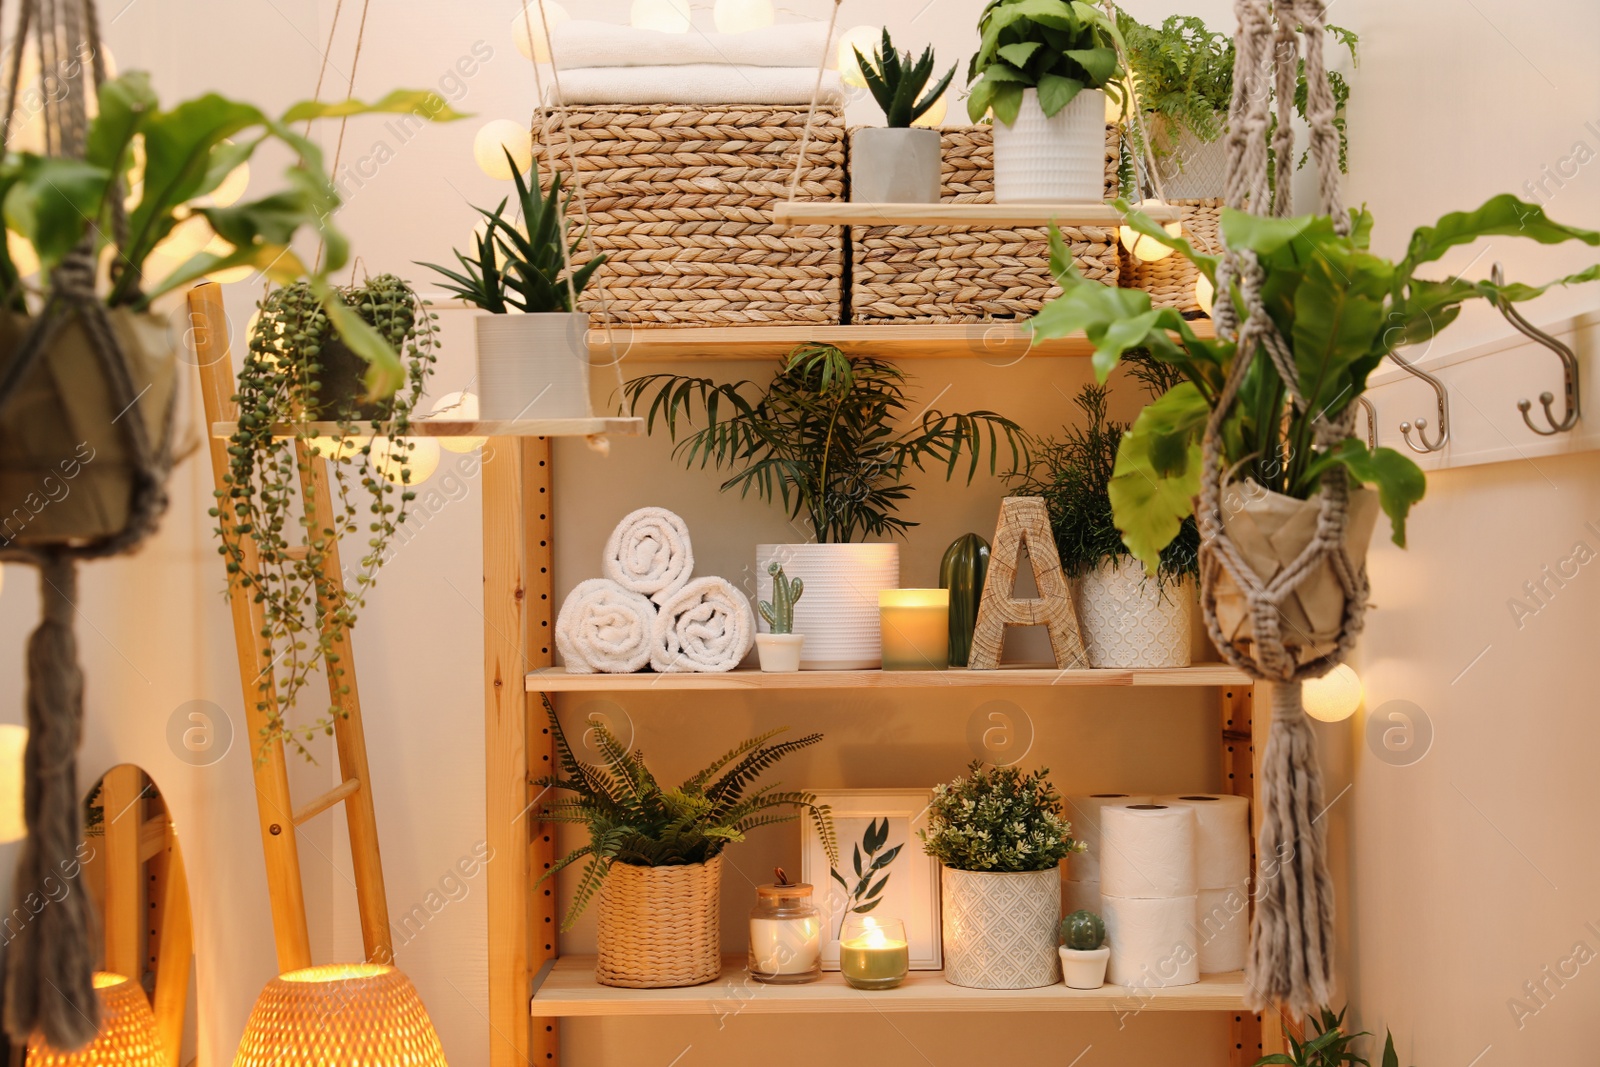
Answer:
xmin=759 ymin=561 xmax=804 ymax=634
xmin=535 ymin=697 xmax=837 ymax=929
xmin=1059 ymin=909 xmax=1105 ymax=950
xmin=1258 ymin=1007 xmax=1371 ymax=1067
xmin=966 ymin=0 xmax=1125 ymax=126
xmin=1032 ymin=195 xmax=1600 ymax=574
xmin=216 ymin=274 xmax=437 ymax=760
xmin=417 ymin=149 xmax=603 ymax=314
xmin=920 ymin=761 xmax=1083 ymax=872
xmin=625 ymin=344 xmax=1029 ymax=543
xmin=855 ymin=29 xmax=955 ymax=128
xmin=829 ymin=817 xmax=904 ymax=938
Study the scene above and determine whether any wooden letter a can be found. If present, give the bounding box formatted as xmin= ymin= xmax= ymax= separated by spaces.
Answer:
xmin=968 ymin=497 xmax=1088 ymax=670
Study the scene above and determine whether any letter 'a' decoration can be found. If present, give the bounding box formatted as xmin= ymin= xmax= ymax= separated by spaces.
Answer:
xmin=968 ymin=497 xmax=1088 ymax=670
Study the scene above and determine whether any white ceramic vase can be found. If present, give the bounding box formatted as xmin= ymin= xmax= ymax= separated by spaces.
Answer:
xmin=1072 ymin=558 xmax=1193 ymax=669
xmin=755 ymin=544 xmax=900 ymax=670
xmin=475 ymin=311 xmax=591 ymax=421
xmin=990 ymin=88 xmax=1106 ymax=203
xmin=1058 ymin=945 xmax=1111 ymax=990
xmin=1155 ymin=123 xmax=1229 ymax=200
xmin=754 ymin=633 xmax=804 ymax=673
xmin=941 ymin=867 xmax=1061 ymax=989
xmin=851 ymin=127 xmax=942 ymax=204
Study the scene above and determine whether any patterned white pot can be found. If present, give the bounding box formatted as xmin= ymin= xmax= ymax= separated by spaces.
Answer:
xmin=1154 ymin=124 xmax=1229 ymax=200
xmin=1073 ymin=558 xmax=1193 ymax=669
xmin=476 ymin=311 xmax=591 ymax=420
xmin=941 ymin=867 xmax=1061 ymax=989
xmin=756 ymin=544 xmax=899 ymax=670
xmin=991 ymin=88 xmax=1106 ymax=203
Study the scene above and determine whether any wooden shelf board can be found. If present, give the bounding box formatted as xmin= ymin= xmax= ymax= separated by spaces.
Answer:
xmin=526 ymin=664 xmax=1248 ymax=693
xmin=532 ymin=957 xmax=1247 ymax=1016
xmin=210 ymin=417 xmax=644 ymax=440
xmin=773 ymin=202 xmax=1181 ymax=228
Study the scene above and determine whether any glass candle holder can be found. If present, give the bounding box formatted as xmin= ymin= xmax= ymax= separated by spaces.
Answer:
xmin=748 ymin=882 xmax=821 ymax=984
xmin=878 ymin=589 xmax=949 ymax=671
xmin=839 ymin=915 xmax=910 ymax=990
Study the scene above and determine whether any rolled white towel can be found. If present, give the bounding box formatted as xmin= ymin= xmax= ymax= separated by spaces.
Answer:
xmin=603 ymin=507 xmax=694 ymax=606
xmin=550 ymin=20 xmax=830 ymax=70
xmin=651 ymin=577 xmax=755 ymax=673
xmin=546 ymin=66 xmax=844 ymax=107
xmin=556 ymin=578 xmax=657 ymax=674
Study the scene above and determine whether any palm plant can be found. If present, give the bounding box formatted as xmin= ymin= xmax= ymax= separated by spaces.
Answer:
xmin=855 ymin=29 xmax=955 ymax=128
xmin=535 ymin=698 xmax=837 ymax=930
xmin=625 ymin=344 xmax=1030 ymax=544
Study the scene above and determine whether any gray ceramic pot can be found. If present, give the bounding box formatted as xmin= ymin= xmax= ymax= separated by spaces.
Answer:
xmin=850 ymin=127 xmax=941 ymax=204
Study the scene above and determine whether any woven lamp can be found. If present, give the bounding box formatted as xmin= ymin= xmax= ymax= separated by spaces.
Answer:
xmin=233 ymin=963 xmax=448 ymax=1066
xmin=26 ymin=972 xmax=165 ymax=1065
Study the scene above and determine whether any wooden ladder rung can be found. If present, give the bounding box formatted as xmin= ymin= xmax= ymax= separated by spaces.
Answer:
xmin=283 ymin=545 xmax=311 ymax=561
xmin=292 ymin=777 xmax=362 ymax=827
xmin=138 ymin=816 xmax=170 ymax=864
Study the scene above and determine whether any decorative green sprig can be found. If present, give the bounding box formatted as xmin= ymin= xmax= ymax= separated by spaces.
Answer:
xmin=855 ymin=29 xmax=955 ymax=128
xmin=759 ymin=562 xmax=804 ymax=634
xmin=920 ymin=761 xmax=1083 ymax=873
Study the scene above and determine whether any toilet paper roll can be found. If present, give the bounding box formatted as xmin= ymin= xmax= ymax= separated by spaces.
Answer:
xmin=1192 ymin=883 xmax=1251 ymax=974
xmin=1062 ymin=878 xmax=1102 ymax=917
xmin=1157 ymin=793 xmax=1251 ymax=889
xmin=1064 ymin=794 xmax=1151 ymax=883
xmin=1103 ymin=894 xmax=1200 ymax=988
xmin=1100 ymin=803 xmax=1197 ymax=899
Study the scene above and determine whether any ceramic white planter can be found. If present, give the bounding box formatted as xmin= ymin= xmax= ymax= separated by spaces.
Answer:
xmin=755 ymin=544 xmax=899 ymax=670
xmin=1072 ymin=558 xmax=1193 ymax=669
xmin=851 ymin=127 xmax=942 ymax=204
xmin=991 ymin=88 xmax=1106 ymax=203
xmin=475 ymin=311 xmax=591 ymax=421
xmin=1154 ymin=122 xmax=1229 ymax=200
xmin=1059 ymin=945 xmax=1110 ymax=989
xmin=941 ymin=867 xmax=1061 ymax=989
xmin=755 ymin=633 xmax=804 ymax=673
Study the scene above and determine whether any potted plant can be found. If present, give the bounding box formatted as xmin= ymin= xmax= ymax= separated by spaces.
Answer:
xmin=1007 ymin=359 xmax=1199 ymax=668
xmin=939 ymin=533 xmax=989 ymax=667
xmin=920 ymin=762 xmax=1083 ymax=989
xmin=966 ymin=0 xmax=1125 ymax=203
xmin=626 ymin=343 xmax=1028 ymax=670
xmin=419 ymin=150 xmax=604 ymax=421
xmin=536 ymin=699 xmax=836 ymax=988
xmin=1058 ymin=908 xmax=1110 ymax=989
xmin=755 ymin=562 xmax=805 ymax=672
xmin=1257 ymin=1007 xmax=1408 ymax=1067
xmin=851 ymin=30 xmax=955 ymax=204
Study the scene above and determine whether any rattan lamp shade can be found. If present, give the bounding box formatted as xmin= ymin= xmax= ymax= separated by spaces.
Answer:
xmin=232 ymin=963 xmax=448 ymax=1066
xmin=26 ymin=972 xmax=166 ymax=1065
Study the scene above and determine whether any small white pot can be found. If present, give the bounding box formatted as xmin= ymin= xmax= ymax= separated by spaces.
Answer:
xmin=754 ymin=633 xmax=804 ymax=673
xmin=755 ymin=544 xmax=900 ymax=670
xmin=1058 ymin=945 xmax=1110 ymax=990
xmin=851 ymin=127 xmax=942 ymax=204
xmin=475 ymin=311 xmax=591 ymax=421
xmin=990 ymin=88 xmax=1106 ymax=203
xmin=1072 ymin=558 xmax=1193 ymax=669
xmin=941 ymin=867 xmax=1060 ymax=989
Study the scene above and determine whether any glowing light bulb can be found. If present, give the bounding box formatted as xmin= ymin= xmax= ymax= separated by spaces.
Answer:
xmin=428 ymin=390 xmax=488 ymax=453
xmin=1303 ymin=664 xmax=1363 ymax=723
xmin=367 ymin=436 xmax=440 ymax=486
xmin=8 ymin=232 xmax=39 ymax=279
xmin=714 ymin=0 xmax=774 ymax=33
xmin=473 ymin=119 xmax=533 ymax=180
xmin=630 ymin=0 xmax=692 ymax=33
xmin=1105 ymin=89 xmax=1124 ymax=124
xmin=201 ymin=235 xmax=255 ymax=284
xmin=1119 ymin=199 xmax=1183 ymax=263
xmin=512 ymin=2 xmax=570 ymax=63
xmin=911 ymin=93 xmax=949 ymax=128
xmin=1194 ymin=273 xmax=1215 ymax=315
xmin=208 ymin=155 xmax=250 ymax=208
xmin=0 ymin=724 xmax=26 ymax=844
xmin=836 ymin=26 xmax=881 ymax=87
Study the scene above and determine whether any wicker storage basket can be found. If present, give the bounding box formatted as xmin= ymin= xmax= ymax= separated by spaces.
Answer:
xmin=1118 ymin=198 xmax=1222 ymax=312
xmin=595 ymin=855 xmax=723 ymax=988
xmin=848 ymin=125 xmax=1121 ymax=325
xmin=533 ymin=105 xmax=845 ymax=328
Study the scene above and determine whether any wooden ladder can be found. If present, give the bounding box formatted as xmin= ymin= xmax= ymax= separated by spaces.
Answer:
xmin=189 ymin=282 xmax=393 ymax=972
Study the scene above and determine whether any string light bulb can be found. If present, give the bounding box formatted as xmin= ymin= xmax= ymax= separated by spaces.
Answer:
xmin=1195 ymin=273 xmax=1215 ymax=316
xmin=1303 ymin=664 xmax=1364 ymax=723
xmin=473 ymin=120 xmax=533 ymax=180
xmin=911 ymin=93 xmax=948 ymax=128
xmin=429 ymin=391 xmax=488 ymax=453
xmin=0 ymin=723 xmax=25 ymax=844
xmin=630 ymin=0 xmax=692 ymax=33
xmin=836 ymin=26 xmax=881 ymax=87
xmin=1118 ymin=199 xmax=1183 ymax=263
xmin=367 ymin=436 xmax=441 ymax=486
xmin=714 ymin=0 xmax=774 ymax=33
xmin=512 ymin=1 xmax=570 ymax=63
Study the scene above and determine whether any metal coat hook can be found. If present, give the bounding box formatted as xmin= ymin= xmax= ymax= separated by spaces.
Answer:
xmin=1356 ymin=396 xmax=1377 ymax=449
xmin=1391 ymin=349 xmax=1450 ymax=454
xmin=1492 ymin=262 xmax=1581 ymax=436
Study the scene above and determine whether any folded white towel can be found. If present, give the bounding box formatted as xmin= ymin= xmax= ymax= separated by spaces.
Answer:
xmin=603 ymin=507 xmax=695 ymax=605
xmin=551 ymin=20 xmax=830 ymax=70
xmin=651 ymin=577 xmax=756 ymax=673
xmin=546 ymin=66 xmax=843 ymax=107
xmin=556 ymin=578 xmax=657 ymax=674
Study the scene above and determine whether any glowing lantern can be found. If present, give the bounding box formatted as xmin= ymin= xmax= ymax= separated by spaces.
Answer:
xmin=512 ymin=1 xmax=570 ymax=63
xmin=473 ymin=119 xmax=534 ymax=180
xmin=1118 ymin=199 xmax=1183 ymax=263
xmin=1303 ymin=664 xmax=1364 ymax=723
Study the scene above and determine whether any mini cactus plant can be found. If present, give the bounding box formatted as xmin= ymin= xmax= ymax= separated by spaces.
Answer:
xmin=759 ymin=562 xmax=804 ymax=635
xmin=1060 ymin=909 xmax=1105 ymax=951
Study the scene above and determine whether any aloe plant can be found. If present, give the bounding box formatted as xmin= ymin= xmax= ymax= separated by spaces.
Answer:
xmin=855 ymin=29 xmax=955 ymax=128
xmin=759 ymin=562 xmax=804 ymax=634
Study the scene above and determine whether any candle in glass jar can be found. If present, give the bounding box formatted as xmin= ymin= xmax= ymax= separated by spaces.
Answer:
xmin=839 ymin=915 xmax=910 ymax=990
xmin=878 ymin=589 xmax=949 ymax=671
xmin=748 ymin=882 xmax=822 ymax=983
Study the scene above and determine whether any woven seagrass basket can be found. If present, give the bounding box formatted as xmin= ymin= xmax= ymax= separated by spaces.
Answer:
xmin=848 ymin=125 xmax=1121 ymax=325
xmin=532 ymin=105 xmax=845 ymax=328
xmin=1118 ymin=198 xmax=1222 ymax=312
xmin=595 ymin=855 xmax=723 ymax=988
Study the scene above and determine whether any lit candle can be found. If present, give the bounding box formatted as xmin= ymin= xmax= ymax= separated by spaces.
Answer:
xmin=748 ymin=879 xmax=822 ymax=984
xmin=839 ymin=915 xmax=910 ymax=990
xmin=878 ymin=589 xmax=949 ymax=671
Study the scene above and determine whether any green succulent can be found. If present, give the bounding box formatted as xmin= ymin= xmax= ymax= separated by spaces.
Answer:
xmin=759 ymin=562 xmax=804 ymax=634
xmin=1060 ymin=909 xmax=1105 ymax=950
xmin=854 ymin=29 xmax=955 ymax=128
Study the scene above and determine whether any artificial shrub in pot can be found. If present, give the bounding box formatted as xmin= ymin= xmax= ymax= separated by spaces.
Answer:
xmin=850 ymin=30 xmax=955 ymax=205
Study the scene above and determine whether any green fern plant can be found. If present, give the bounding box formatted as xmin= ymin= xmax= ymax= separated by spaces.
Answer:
xmin=855 ymin=29 xmax=955 ymax=128
xmin=535 ymin=697 xmax=837 ymax=929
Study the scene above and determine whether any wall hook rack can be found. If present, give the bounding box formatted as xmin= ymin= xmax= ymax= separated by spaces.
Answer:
xmin=1392 ymin=349 xmax=1450 ymax=454
xmin=1356 ymin=396 xmax=1377 ymax=449
xmin=1492 ymin=262 xmax=1582 ymax=436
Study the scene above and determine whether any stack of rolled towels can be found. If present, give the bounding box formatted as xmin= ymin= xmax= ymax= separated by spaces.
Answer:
xmin=556 ymin=507 xmax=755 ymax=674
xmin=544 ymin=20 xmax=843 ymax=105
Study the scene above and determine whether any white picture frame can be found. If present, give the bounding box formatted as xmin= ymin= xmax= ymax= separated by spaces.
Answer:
xmin=801 ymin=788 xmax=942 ymax=971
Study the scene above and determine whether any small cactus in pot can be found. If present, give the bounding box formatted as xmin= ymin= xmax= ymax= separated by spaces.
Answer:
xmin=1058 ymin=909 xmax=1110 ymax=990
xmin=1060 ymin=910 xmax=1105 ymax=951
xmin=755 ymin=562 xmax=806 ymax=672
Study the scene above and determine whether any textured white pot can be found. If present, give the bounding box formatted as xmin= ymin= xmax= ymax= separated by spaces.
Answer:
xmin=755 ymin=544 xmax=899 ymax=670
xmin=475 ymin=311 xmax=591 ymax=421
xmin=1155 ymin=124 xmax=1229 ymax=200
xmin=754 ymin=633 xmax=804 ymax=673
xmin=941 ymin=867 xmax=1061 ymax=989
xmin=1072 ymin=559 xmax=1193 ymax=669
xmin=851 ymin=127 xmax=942 ymax=204
xmin=1058 ymin=945 xmax=1110 ymax=989
xmin=991 ymin=88 xmax=1106 ymax=203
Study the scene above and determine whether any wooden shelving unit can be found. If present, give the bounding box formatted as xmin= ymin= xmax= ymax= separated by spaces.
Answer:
xmin=526 ymin=664 xmax=1249 ymax=692
xmin=772 ymin=202 xmax=1182 ymax=228
xmin=210 ymin=417 xmax=644 ymax=439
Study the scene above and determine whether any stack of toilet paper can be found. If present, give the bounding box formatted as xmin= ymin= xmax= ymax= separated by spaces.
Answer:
xmin=1157 ymin=793 xmax=1252 ymax=974
xmin=1100 ymin=803 xmax=1200 ymax=989
xmin=1062 ymin=794 xmax=1148 ymax=916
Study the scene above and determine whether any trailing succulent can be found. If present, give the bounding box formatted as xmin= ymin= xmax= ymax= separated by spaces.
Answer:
xmin=967 ymin=0 xmax=1125 ymax=125
xmin=920 ymin=761 xmax=1083 ymax=873
xmin=759 ymin=562 xmax=803 ymax=634
xmin=854 ymin=29 xmax=955 ymax=128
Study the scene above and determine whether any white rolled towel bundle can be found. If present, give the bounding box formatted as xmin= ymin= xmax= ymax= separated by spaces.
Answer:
xmin=556 ymin=579 xmax=657 ymax=674
xmin=603 ymin=507 xmax=694 ymax=606
xmin=652 ymin=577 xmax=756 ymax=673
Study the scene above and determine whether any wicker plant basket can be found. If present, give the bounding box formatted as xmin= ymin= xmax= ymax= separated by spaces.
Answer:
xmin=595 ymin=855 xmax=723 ymax=988
xmin=848 ymin=125 xmax=1121 ymax=326
xmin=1118 ymin=198 xmax=1222 ymax=312
xmin=533 ymin=105 xmax=845 ymax=328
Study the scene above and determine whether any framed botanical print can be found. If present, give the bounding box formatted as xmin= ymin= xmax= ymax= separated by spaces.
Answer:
xmin=801 ymin=789 xmax=941 ymax=970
